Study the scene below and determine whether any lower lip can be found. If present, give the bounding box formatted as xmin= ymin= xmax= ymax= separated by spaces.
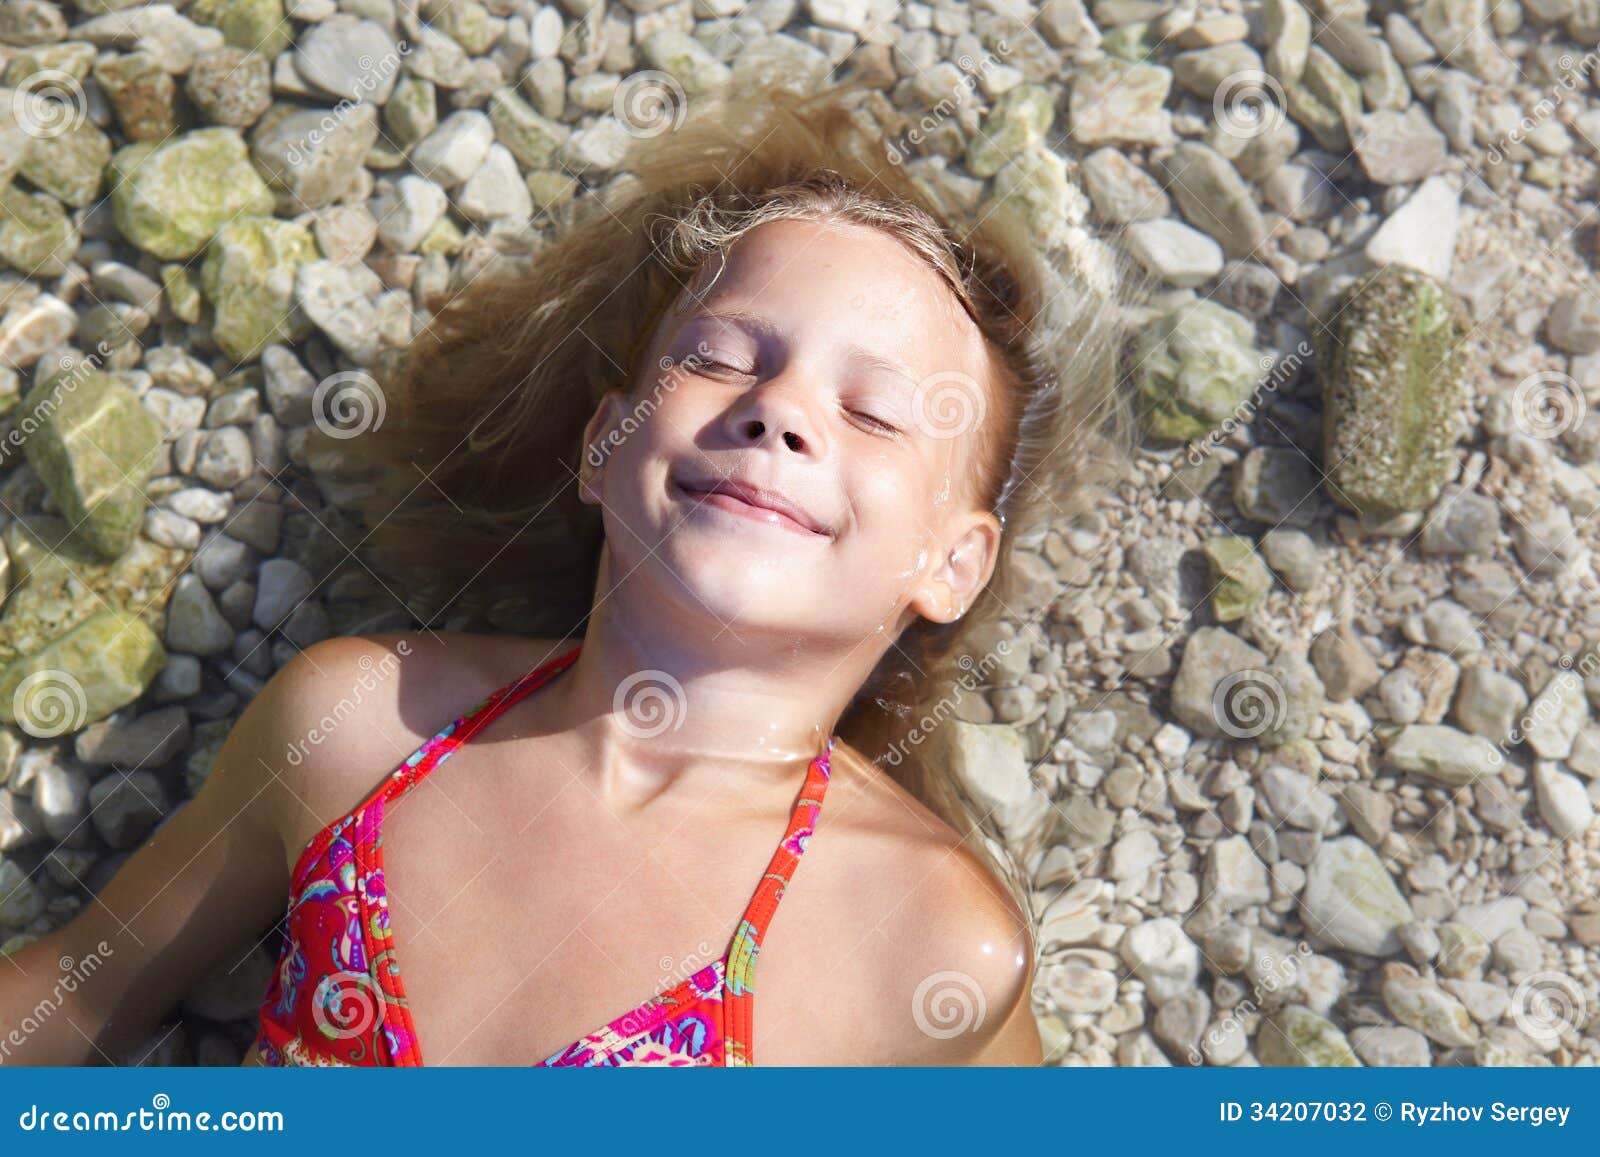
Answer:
xmin=674 ymin=482 xmax=826 ymax=538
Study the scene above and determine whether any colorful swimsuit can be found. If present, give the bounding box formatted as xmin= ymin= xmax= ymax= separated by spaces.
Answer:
xmin=252 ymin=642 xmax=835 ymax=1067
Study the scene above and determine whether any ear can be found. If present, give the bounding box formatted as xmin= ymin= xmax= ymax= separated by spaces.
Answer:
xmin=577 ymin=390 xmax=628 ymax=506
xmin=908 ymin=510 xmax=1003 ymax=625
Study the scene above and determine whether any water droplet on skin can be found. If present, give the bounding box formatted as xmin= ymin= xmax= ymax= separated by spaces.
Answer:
xmin=895 ymin=547 xmax=929 ymax=581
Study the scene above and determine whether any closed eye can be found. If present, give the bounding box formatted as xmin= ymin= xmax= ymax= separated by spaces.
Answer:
xmin=683 ymin=352 xmax=753 ymax=378
xmin=847 ymin=408 xmax=901 ymax=435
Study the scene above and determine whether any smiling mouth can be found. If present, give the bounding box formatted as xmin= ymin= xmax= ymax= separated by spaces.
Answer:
xmin=671 ymin=478 xmax=831 ymax=538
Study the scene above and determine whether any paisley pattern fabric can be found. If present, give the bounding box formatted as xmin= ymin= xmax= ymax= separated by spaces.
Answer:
xmin=253 ymin=642 xmax=835 ymax=1068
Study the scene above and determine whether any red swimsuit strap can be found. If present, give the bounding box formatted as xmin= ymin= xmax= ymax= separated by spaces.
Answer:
xmin=381 ymin=642 xmax=584 ymax=810
xmin=289 ymin=643 xmax=584 ymax=889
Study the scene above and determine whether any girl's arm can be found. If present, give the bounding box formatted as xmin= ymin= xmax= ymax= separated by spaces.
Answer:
xmin=888 ymin=839 xmax=1044 ymax=1066
xmin=0 ymin=638 xmax=376 ymax=1064
xmin=967 ymin=956 xmax=1045 ymax=1065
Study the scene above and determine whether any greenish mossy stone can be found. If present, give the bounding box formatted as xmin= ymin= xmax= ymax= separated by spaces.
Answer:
xmin=110 ymin=128 xmax=275 ymax=260
xmin=17 ymin=116 xmax=110 ymax=207
xmin=200 ymin=216 xmax=320 ymax=364
xmin=18 ymin=370 xmax=163 ymax=560
xmin=0 ymin=610 xmax=166 ymax=735
xmin=0 ymin=183 xmax=79 ymax=278
xmin=487 ymin=88 xmax=569 ymax=170
xmin=189 ymin=0 xmax=293 ymax=57
xmin=1204 ymin=534 xmax=1272 ymax=622
xmin=1256 ymin=1005 xmax=1361 ymax=1066
xmin=966 ymin=85 xmax=1056 ymax=178
xmin=1134 ymin=299 xmax=1263 ymax=443
xmin=0 ymin=515 xmax=190 ymax=668
xmin=1317 ymin=264 xmax=1468 ymax=518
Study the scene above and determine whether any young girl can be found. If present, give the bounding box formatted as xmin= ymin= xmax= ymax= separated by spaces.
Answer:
xmin=0 ymin=85 xmax=1128 ymax=1066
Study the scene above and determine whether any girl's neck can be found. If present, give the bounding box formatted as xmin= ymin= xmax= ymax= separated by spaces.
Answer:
xmin=546 ymin=582 xmax=868 ymax=805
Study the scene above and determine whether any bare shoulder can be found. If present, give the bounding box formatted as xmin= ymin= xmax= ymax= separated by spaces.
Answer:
xmin=815 ymin=743 xmax=1042 ymax=1065
xmin=253 ymin=629 xmax=578 ymax=867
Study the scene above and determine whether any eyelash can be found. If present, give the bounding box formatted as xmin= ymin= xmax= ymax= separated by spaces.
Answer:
xmin=683 ymin=350 xmax=902 ymax=435
xmin=688 ymin=354 xmax=751 ymax=377
xmin=848 ymin=407 xmax=901 ymax=435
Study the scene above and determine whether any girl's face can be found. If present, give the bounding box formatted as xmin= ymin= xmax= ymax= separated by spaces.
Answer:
xmin=579 ymin=216 xmax=1003 ymax=644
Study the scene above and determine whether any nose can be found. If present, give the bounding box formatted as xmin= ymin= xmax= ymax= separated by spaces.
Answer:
xmin=725 ymin=379 xmax=822 ymax=456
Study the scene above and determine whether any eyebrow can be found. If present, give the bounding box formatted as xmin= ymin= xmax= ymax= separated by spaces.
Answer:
xmin=684 ymin=309 xmax=921 ymax=388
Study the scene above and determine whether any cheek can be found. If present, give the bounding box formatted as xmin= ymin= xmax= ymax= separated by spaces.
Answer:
xmin=602 ymin=382 xmax=695 ymax=475
xmin=846 ymin=452 xmax=945 ymax=564
xmin=857 ymin=440 xmax=965 ymax=517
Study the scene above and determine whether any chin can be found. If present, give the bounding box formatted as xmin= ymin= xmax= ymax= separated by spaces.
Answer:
xmin=659 ymin=540 xmax=814 ymax=620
